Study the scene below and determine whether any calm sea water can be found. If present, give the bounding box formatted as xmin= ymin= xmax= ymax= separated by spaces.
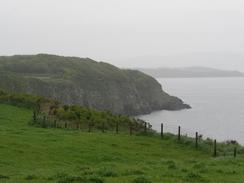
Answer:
xmin=139 ymin=77 xmax=244 ymax=144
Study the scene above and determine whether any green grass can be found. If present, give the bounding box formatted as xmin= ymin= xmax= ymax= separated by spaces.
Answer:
xmin=0 ymin=104 xmax=244 ymax=183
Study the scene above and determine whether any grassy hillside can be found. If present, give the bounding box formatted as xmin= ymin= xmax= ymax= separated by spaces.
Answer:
xmin=0 ymin=90 xmax=150 ymax=134
xmin=0 ymin=104 xmax=244 ymax=183
xmin=0 ymin=54 xmax=190 ymax=115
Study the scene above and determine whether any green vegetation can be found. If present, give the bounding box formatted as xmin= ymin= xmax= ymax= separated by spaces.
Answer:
xmin=0 ymin=91 xmax=150 ymax=134
xmin=1 ymin=103 xmax=244 ymax=183
xmin=0 ymin=54 xmax=190 ymax=115
xmin=0 ymin=90 xmax=52 ymax=109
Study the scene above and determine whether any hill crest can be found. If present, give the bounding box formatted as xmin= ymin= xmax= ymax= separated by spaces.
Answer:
xmin=0 ymin=54 xmax=190 ymax=115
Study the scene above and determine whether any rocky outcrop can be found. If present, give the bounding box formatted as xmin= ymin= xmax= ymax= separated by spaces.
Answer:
xmin=0 ymin=54 xmax=190 ymax=115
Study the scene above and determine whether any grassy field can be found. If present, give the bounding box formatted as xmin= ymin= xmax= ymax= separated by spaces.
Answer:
xmin=0 ymin=104 xmax=244 ymax=183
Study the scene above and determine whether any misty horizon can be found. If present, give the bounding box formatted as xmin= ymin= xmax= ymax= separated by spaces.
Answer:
xmin=1 ymin=0 xmax=244 ymax=70
xmin=1 ymin=52 xmax=244 ymax=72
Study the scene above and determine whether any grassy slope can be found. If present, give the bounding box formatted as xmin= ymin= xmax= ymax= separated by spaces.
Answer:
xmin=0 ymin=104 xmax=243 ymax=183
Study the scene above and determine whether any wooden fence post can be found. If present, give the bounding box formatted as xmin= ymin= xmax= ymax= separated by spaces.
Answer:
xmin=178 ymin=126 xmax=181 ymax=141
xmin=116 ymin=121 xmax=119 ymax=134
xmin=161 ymin=123 xmax=164 ymax=139
xmin=234 ymin=147 xmax=237 ymax=158
xmin=214 ymin=139 xmax=217 ymax=157
xmin=144 ymin=122 xmax=147 ymax=133
xmin=195 ymin=132 xmax=198 ymax=149
xmin=33 ymin=110 xmax=37 ymax=123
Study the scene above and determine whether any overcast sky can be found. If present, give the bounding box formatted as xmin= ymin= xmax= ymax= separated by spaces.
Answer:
xmin=1 ymin=0 xmax=244 ymax=70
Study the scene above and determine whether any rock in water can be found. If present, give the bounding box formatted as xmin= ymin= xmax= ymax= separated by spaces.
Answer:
xmin=0 ymin=54 xmax=190 ymax=115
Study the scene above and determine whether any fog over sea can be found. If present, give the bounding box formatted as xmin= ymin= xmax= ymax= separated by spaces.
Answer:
xmin=139 ymin=77 xmax=244 ymax=144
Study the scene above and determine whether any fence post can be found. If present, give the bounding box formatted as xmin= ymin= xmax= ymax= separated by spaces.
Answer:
xmin=144 ymin=122 xmax=147 ymax=133
xmin=33 ymin=110 xmax=37 ymax=123
xmin=214 ymin=139 xmax=217 ymax=157
xmin=116 ymin=121 xmax=119 ymax=134
xmin=178 ymin=126 xmax=181 ymax=141
xmin=161 ymin=123 xmax=164 ymax=139
xmin=195 ymin=132 xmax=198 ymax=149
xmin=65 ymin=122 xmax=67 ymax=129
xmin=234 ymin=147 xmax=237 ymax=158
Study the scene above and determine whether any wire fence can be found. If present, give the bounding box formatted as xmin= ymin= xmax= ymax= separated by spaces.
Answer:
xmin=158 ymin=122 xmax=244 ymax=157
xmin=31 ymin=112 xmax=152 ymax=135
xmin=32 ymin=112 xmax=244 ymax=158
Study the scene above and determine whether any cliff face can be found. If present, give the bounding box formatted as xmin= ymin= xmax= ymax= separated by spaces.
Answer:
xmin=0 ymin=54 xmax=190 ymax=115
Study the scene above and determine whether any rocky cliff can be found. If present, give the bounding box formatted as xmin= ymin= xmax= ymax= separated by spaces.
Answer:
xmin=0 ymin=54 xmax=190 ymax=115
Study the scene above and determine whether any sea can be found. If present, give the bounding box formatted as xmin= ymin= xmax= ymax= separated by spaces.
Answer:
xmin=138 ymin=77 xmax=244 ymax=144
